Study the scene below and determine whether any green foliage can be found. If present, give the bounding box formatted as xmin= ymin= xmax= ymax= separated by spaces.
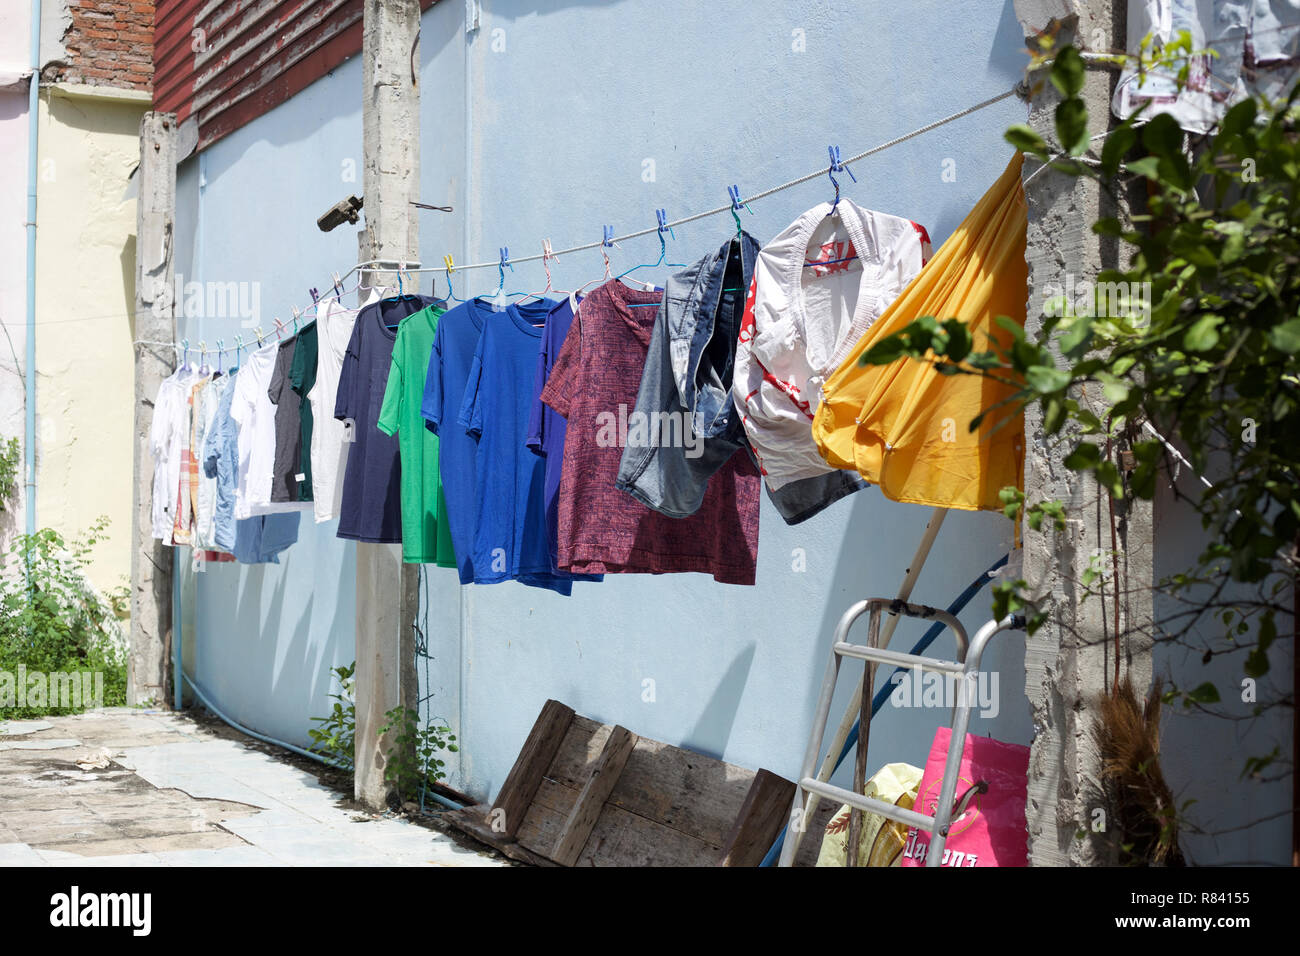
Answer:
xmin=859 ymin=44 xmax=1299 ymax=699
xmin=0 ymin=517 xmax=128 ymax=718
xmin=379 ymin=705 xmax=457 ymax=805
xmin=0 ymin=436 xmax=18 ymax=512
xmin=306 ymin=662 xmax=356 ymax=769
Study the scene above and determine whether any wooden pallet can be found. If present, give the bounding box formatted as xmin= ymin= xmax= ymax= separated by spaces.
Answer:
xmin=443 ymin=699 xmax=805 ymax=867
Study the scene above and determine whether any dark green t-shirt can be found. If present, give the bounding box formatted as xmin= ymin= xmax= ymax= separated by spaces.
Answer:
xmin=288 ymin=320 xmax=319 ymax=501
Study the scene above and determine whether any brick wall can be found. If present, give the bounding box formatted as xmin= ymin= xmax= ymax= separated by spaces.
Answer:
xmin=42 ymin=0 xmax=154 ymax=92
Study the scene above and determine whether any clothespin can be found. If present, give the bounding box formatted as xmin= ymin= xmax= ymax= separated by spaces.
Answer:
xmin=235 ymin=334 xmax=244 ymax=356
xmin=181 ymin=339 xmax=190 ymax=369
xmin=291 ymin=306 xmax=301 ymax=331
xmin=255 ymin=327 xmax=265 ymax=346
xmin=656 ymin=208 xmax=675 ymax=241
xmin=443 ymin=254 xmax=455 ymax=274
xmin=332 ymin=272 xmax=342 ymax=295
xmin=273 ymin=317 xmax=284 ymax=339
xmin=728 ymin=185 xmax=753 ymax=236
xmin=541 ymin=238 xmax=555 ymax=261
xmin=602 ymin=225 xmax=615 ymax=248
xmin=828 ymin=145 xmax=857 ymax=183
xmin=308 ymin=288 xmax=319 ymax=305
xmin=216 ymin=339 xmax=225 ymax=372
xmin=199 ymin=341 xmax=207 ymax=367
xmin=499 ymin=247 xmax=512 ymax=273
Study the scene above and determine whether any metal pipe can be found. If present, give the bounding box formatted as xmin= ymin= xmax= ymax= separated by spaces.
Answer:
xmin=24 ymin=0 xmax=41 ymax=535
xmin=181 ymin=672 xmax=466 ymax=813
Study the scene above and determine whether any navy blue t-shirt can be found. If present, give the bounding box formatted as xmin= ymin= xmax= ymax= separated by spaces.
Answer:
xmin=525 ymin=295 xmax=601 ymax=581
xmin=456 ymin=298 xmax=575 ymax=594
xmin=421 ymin=298 xmax=490 ymax=583
xmin=334 ymin=295 xmax=433 ymax=542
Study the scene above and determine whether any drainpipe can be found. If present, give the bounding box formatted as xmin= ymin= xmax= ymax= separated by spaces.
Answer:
xmin=24 ymin=0 xmax=41 ymax=536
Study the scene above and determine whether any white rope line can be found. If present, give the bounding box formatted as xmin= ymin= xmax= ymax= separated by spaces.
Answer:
xmin=134 ymin=86 xmax=1022 ymax=356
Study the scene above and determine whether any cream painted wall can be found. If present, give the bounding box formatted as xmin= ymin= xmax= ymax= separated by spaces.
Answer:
xmin=33 ymin=86 xmax=148 ymax=593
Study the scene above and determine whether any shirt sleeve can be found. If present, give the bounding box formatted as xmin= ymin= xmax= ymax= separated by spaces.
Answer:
xmin=334 ymin=320 xmax=363 ymax=422
xmin=150 ymin=382 xmax=172 ymax=459
xmin=376 ymin=330 xmax=404 ymax=437
xmin=539 ymin=311 xmax=580 ymax=420
xmin=456 ymin=329 xmax=486 ymax=439
xmin=268 ymin=349 xmax=288 ymax=407
xmin=419 ymin=327 xmax=444 ymax=434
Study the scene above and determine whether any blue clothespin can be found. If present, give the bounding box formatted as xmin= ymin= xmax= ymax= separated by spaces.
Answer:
xmin=827 ymin=145 xmax=856 ymax=214
xmin=309 ymin=287 xmax=319 ymax=304
xmin=602 ymin=225 xmax=615 ymax=247
xmin=235 ymin=334 xmax=244 ymax=356
xmin=728 ymin=185 xmax=753 ymax=235
xmin=656 ymin=208 xmax=675 ymax=241
xmin=500 ymin=247 xmax=513 ymax=272
xmin=216 ymin=338 xmax=225 ymax=372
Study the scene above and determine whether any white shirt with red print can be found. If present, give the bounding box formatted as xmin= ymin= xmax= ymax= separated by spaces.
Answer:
xmin=732 ymin=199 xmax=929 ymax=490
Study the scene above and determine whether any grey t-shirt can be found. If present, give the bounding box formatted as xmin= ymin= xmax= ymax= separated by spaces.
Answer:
xmin=268 ymin=336 xmax=302 ymax=502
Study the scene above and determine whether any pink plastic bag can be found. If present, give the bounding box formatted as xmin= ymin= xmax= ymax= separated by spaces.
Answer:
xmin=900 ymin=726 xmax=1029 ymax=867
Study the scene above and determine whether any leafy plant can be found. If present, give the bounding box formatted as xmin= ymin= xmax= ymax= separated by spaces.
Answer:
xmin=307 ymin=661 xmax=356 ymax=769
xmin=379 ymin=704 xmax=457 ymax=807
xmin=859 ymin=40 xmax=1298 ymax=703
xmin=0 ymin=517 xmax=128 ymax=718
xmin=0 ymin=436 xmax=18 ymax=512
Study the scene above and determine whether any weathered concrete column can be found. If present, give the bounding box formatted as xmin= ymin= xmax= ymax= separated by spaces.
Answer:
xmin=1013 ymin=0 xmax=1155 ymax=865
xmin=129 ymin=111 xmax=178 ymax=706
xmin=353 ymin=0 xmax=421 ymax=809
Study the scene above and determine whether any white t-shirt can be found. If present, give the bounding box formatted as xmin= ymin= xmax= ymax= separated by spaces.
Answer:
xmin=732 ymin=199 xmax=929 ymax=490
xmin=150 ymin=366 xmax=202 ymax=543
xmin=307 ymin=291 xmax=373 ymax=522
xmin=230 ymin=342 xmax=312 ymax=518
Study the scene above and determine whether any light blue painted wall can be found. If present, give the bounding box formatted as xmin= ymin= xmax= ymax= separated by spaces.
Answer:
xmin=169 ymin=0 xmax=1290 ymax=864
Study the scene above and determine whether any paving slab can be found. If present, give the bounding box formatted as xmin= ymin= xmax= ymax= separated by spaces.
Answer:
xmin=0 ymin=709 xmax=505 ymax=867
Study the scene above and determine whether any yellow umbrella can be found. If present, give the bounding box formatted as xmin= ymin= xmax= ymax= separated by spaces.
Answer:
xmin=812 ymin=154 xmax=1028 ymax=512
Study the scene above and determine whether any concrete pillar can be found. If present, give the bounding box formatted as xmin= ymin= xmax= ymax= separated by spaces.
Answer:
xmin=353 ymin=0 xmax=421 ymax=809
xmin=1013 ymin=0 xmax=1155 ymax=865
xmin=129 ymin=111 xmax=177 ymax=706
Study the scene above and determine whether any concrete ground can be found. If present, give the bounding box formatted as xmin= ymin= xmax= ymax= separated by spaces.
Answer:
xmin=0 ymin=708 xmax=506 ymax=867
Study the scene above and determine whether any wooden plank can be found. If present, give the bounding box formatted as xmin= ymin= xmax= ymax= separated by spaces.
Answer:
xmin=550 ymin=726 xmax=637 ymax=866
xmin=545 ymin=716 xmax=756 ymax=846
xmin=716 ymin=769 xmax=798 ymax=867
xmin=441 ymin=805 xmax=556 ymax=867
xmin=491 ymin=700 xmax=574 ymax=838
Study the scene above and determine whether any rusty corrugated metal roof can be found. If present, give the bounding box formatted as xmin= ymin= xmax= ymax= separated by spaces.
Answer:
xmin=155 ymin=0 xmax=437 ymax=152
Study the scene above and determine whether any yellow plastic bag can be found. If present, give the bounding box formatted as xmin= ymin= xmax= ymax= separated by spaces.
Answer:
xmin=812 ymin=155 xmax=1027 ymax=512
xmin=815 ymin=762 xmax=923 ymax=867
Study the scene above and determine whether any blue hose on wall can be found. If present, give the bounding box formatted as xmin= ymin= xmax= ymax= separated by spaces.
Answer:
xmin=759 ymin=552 xmax=1010 ymax=867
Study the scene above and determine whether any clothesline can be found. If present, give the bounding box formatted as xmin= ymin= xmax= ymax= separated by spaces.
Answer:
xmin=133 ymin=86 xmax=1022 ymax=360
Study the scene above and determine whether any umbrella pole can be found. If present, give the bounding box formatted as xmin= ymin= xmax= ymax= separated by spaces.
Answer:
xmin=798 ymin=506 xmax=948 ymax=837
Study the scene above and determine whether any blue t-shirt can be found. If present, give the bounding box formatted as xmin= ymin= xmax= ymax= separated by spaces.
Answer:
xmin=334 ymin=295 xmax=435 ymax=543
xmin=457 ymin=298 xmax=574 ymax=594
xmin=525 ymin=294 xmax=601 ymax=580
xmin=421 ymin=298 xmax=490 ymax=583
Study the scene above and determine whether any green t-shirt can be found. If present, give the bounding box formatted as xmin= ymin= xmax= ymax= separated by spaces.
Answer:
xmin=376 ymin=305 xmax=456 ymax=565
xmin=288 ymin=319 xmax=318 ymax=501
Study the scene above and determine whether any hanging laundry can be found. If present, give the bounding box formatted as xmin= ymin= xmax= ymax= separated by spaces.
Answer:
xmin=268 ymin=334 xmax=307 ymax=503
xmin=229 ymin=341 xmax=309 ymax=518
xmin=457 ymin=296 xmax=581 ymax=594
xmin=149 ymin=364 xmax=202 ymax=544
xmin=421 ymin=297 xmax=495 ymax=584
xmin=812 ymin=155 xmax=1027 ymax=511
xmin=308 ymin=291 xmax=374 ymax=523
xmin=171 ymin=374 xmax=209 ymax=546
xmin=540 ymin=280 xmax=760 ymax=585
xmin=287 ymin=319 xmax=318 ymax=502
xmin=334 ymin=294 xmax=436 ymax=543
xmin=187 ymin=376 xmax=233 ymax=563
xmin=617 ymin=231 xmax=761 ymax=518
xmin=193 ymin=373 xmax=226 ymax=551
xmin=525 ymin=294 xmax=601 ymax=578
xmin=201 ymin=364 xmax=300 ymax=563
xmin=732 ymin=198 xmax=930 ymax=523
xmin=376 ymin=304 xmax=455 ymax=566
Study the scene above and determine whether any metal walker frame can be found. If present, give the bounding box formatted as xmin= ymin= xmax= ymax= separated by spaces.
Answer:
xmin=778 ymin=598 xmax=1023 ymax=867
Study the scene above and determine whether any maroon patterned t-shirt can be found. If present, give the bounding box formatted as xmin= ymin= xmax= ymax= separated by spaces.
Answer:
xmin=540 ymin=279 xmax=760 ymax=585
